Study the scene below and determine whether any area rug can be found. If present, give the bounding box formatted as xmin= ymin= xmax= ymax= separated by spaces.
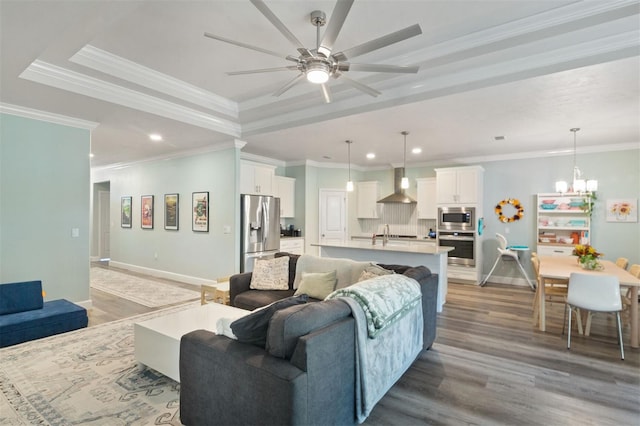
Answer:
xmin=90 ymin=267 xmax=199 ymax=308
xmin=0 ymin=302 xmax=200 ymax=426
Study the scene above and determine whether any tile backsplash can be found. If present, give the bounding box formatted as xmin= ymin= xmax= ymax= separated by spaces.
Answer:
xmin=356 ymin=203 xmax=436 ymax=237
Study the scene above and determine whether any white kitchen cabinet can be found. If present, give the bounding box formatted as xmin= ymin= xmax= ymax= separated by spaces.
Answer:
xmin=356 ymin=181 xmax=380 ymax=219
xmin=274 ymin=175 xmax=295 ymax=218
xmin=240 ymin=161 xmax=275 ymax=195
xmin=435 ymin=166 xmax=484 ymax=205
xmin=416 ymin=177 xmax=437 ymax=219
xmin=536 ymin=192 xmax=591 ymax=256
xmin=280 ymin=237 xmax=304 ymax=255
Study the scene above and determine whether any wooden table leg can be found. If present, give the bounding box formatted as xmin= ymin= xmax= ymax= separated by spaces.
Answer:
xmin=631 ymin=286 xmax=638 ymax=348
xmin=539 ymin=277 xmax=546 ymax=331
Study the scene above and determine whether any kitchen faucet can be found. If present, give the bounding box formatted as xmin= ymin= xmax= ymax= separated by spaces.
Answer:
xmin=383 ymin=224 xmax=390 ymax=246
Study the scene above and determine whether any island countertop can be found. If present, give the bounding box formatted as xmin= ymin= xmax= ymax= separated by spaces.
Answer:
xmin=312 ymin=240 xmax=453 ymax=255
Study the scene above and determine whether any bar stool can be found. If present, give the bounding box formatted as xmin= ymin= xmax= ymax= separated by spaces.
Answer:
xmin=481 ymin=233 xmax=536 ymax=290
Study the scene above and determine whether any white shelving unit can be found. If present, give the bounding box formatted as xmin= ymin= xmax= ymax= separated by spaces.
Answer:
xmin=536 ymin=192 xmax=591 ymax=256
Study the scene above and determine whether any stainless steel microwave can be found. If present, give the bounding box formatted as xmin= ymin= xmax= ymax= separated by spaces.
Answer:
xmin=438 ymin=207 xmax=475 ymax=231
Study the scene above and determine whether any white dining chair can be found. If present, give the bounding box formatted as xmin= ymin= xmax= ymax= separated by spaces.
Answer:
xmin=481 ymin=233 xmax=535 ymax=290
xmin=566 ymin=273 xmax=624 ymax=360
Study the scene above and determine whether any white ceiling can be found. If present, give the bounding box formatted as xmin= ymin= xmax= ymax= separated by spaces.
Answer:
xmin=1 ymin=0 xmax=639 ymax=169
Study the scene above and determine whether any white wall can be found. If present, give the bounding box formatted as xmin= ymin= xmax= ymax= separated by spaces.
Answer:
xmin=0 ymin=113 xmax=91 ymax=302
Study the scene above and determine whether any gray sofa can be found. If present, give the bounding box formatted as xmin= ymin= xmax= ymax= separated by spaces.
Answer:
xmin=179 ymin=253 xmax=439 ymax=425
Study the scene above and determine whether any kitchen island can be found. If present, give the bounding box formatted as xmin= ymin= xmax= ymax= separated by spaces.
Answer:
xmin=312 ymin=241 xmax=453 ymax=312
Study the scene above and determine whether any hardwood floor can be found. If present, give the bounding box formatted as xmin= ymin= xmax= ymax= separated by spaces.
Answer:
xmin=87 ymin=266 xmax=639 ymax=425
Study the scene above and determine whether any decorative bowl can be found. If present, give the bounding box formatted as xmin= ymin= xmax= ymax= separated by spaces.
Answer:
xmin=568 ymin=201 xmax=584 ymax=207
xmin=540 ymin=204 xmax=558 ymax=210
xmin=570 ymin=197 xmax=583 ymax=203
xmin=542 ymin=199 xmax=556 ymax=204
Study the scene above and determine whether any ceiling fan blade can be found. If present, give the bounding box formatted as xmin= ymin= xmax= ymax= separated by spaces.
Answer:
xmin=318 ymin=0 xmax=354 ymax=57
xmin=320 ymin=84 xmax=332 ymax=103
xmin=337 ymin=75 xmax=381 ymax=97
xmin=333 ymin=24 xmax=422 ymax=61
xmin=343 ymin=63 xmax=419 ymax=73
xmin=250 ymin=0 xmax=307 ymax=53
xmin=227 ymin=66 xmax=299 ymax=76
xmin=273 ymin=73 xmax=305 ymax=97
xmin=204 ymin=32 xmax=289 ymax=59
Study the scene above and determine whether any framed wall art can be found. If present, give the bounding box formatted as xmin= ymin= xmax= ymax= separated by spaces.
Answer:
xmin=164 ymin=193 xmax=179 ymax=230
xmin=606 ymin=198 xmax=637 ymax=222
xmin=121 ymin=196 xmax=132 ymax=228
xmin=141 ymin=195 xmax=154 ymax=229
xmin=192 ymin=191 xmax=209 ymax=232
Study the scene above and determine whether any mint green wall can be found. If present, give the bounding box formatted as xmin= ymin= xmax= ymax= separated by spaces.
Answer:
xmin=287 ymin=148 xmax=639 ymax=282
xmin=92 ymin=147 xmax=240 ymax=280
xmin=0 ymin=113 xmax=90 ymax=302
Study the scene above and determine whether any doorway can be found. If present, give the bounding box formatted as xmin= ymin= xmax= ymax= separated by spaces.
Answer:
xmin=319 ymin=189 xmax=347 ymax=244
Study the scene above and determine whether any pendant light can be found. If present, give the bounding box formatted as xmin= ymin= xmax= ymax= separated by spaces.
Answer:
xmin=401 ymin=131 xmax=409 ymax=189
xmin=345 ymin=140 xmax=354 ymax=192
xmin=555 ymin=128 xmax=597 ymax=194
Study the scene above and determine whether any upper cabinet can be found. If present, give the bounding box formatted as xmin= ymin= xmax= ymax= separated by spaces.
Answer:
xmin=416 ymin=177 xmax=437 ymax=219
xmin=273 ymin=175 xmax=296 ymax=218
xmin=356 ymin=181 xmax=380 ymax=219
xmin=435 ymin=166 xmax=484 ymax=205
xmin=240 ymin=161 xmax=275 ymax=195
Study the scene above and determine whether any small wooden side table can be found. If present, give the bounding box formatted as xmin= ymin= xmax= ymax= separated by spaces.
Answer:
xmin=200 ymin=281 xmax=230 ymax=305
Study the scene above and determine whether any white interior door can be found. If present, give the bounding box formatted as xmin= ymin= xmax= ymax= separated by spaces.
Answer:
xmin=319 ymin=189 xmax=347 ymax=244
xmin=99 ymin=190 xmax=110 ymax=259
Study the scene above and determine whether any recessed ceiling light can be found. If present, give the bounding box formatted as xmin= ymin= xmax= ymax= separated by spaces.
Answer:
xmin=149 ymin=133 xmax=163 ymax=141
xmin=411 ymin=147 xmax=422 ymax=154
xmin=366 ymin=153 xmax=375 ymax=159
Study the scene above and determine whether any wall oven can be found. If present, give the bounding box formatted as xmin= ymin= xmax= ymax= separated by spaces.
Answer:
xmin=438 ymin=231 xmax=475 ymax=266
xmin=438 ymin=207 xmax=475 ymax=231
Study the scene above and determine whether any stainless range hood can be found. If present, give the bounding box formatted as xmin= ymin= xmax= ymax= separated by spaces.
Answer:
xmin=377 ymin=168 xmax=417 ymax=204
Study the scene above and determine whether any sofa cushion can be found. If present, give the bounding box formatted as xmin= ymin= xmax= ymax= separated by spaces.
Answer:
xmin=358 ymin=263 xmax=395 ymax=282
xmin=233 ymin=289 xmax=298 ymax=311
xmin=275 ymin=252 xmax=300 ymax=289
xmin=0 ymin=299 xmax=87 ymax=347
xmin=250 ymin=256 xmax=290 ymax=290
xmin=0 ymin=281 xmax=44 ymax=315
xmin=266 ymin=299 xmax=352 ymax=359
xmin=293 ymin=255 xmax=369 ymax=290
xmin=294 ymin=271 xmax=337 ymax=300
xmin=230 ymin=295 xmax=309 ymax=347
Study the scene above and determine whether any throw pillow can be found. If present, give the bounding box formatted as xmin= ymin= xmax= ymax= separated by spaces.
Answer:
xmin=230 ymin=295 xmax=308 ymax=347
xmin=357 ymin=263 xmax=395 ymax=282
xmin=250 ymin=256 xmax=290 ymax=290
xmin=293 ymin=271 xmax=337 ymax=300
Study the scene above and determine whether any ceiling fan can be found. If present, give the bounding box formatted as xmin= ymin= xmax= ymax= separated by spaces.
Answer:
xmin=204 ymin=0 xmax=422 ymax=103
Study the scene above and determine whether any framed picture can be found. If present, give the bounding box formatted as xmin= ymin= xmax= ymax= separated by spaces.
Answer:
xmin=121 ymin=196 xmax=132 ymax=228
xmin=192 ymin=191 xmax=209 ymax=232
xmin=141 ymin=195 xmax=154 ymax=229
xmin=164 ymin=193 xmax=179 ymax=230
xmin=606 ymin=198 xmax=637 ymax=222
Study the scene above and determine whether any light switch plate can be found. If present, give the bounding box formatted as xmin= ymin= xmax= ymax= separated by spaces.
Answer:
xmin=71 ymin=228 xmax=79 ymax=237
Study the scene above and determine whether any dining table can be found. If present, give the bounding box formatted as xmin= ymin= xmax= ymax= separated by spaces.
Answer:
xmin=537 ymin=255 xmax=640 ymax=348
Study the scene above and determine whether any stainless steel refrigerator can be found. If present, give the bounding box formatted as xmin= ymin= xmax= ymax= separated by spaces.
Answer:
xmin=240 ymin=194 xmax=281 ymax=273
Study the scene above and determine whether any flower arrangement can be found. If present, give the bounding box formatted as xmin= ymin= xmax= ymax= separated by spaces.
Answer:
xmin=572 ymin=244 xmax=603 ymax=270
xmin=610 ymin=202 xmax=633 ymax=220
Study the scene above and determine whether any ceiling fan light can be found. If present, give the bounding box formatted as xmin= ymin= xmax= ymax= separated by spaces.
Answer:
xmin=306 ymin=62 xmax=330 ymax=84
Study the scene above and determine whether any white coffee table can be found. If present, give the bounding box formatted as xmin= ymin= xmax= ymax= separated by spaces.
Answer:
xmin=134 ymin=303 xmax=249 ymax=381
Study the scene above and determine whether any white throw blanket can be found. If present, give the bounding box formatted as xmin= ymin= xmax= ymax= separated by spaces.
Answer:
xmin=327 ymin=274 xmax=424 ymax=423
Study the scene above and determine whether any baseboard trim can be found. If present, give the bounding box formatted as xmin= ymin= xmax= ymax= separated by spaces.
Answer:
xmin=107 ymin=261 xmax=215 ymax=287
xmin=76 ymin=299 xmax=93 ymax=310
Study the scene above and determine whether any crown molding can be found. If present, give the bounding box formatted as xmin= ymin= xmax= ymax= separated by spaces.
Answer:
xmin=0 ymin=102 xmax=99 ymax=130
xmin=91 ymin=140 xmax=240 ymax=172
xmin=70 ymin=45 xmax=238 ymax=119
xmin=239 ymin=151 xmax=286 ymax=168
xmin=20 ymin=60 xmax=241 ymax=137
